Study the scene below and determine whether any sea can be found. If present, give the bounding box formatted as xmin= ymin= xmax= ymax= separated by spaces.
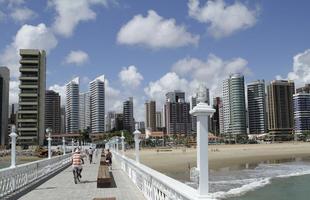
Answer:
xmin=185 ymin=157 xmax=310 ymax=200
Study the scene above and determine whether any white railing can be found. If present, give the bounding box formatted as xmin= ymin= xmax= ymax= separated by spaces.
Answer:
xmin=0 ymin=154 xmax=72 ymax=198
xmin=113 ymin=152 xmax=211 ymax=200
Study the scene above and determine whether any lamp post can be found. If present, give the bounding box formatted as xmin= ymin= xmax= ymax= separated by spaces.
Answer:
xmin=9 ymin=125 xmax=18 ymax=168
xmin=121 ymin=131 xmax=125 ymax=155
xmin=116 ymin=137 xmax=119 ymax=152
xmin=46 ymin=127 xmax=52 ymax=159
xmin=62 ymin=137 xmax=66 ymax=155
xmin=71 ymin=138 xmax=74 ymax=153
xmin=190 ymin=84 xmax=215 ymax=197
xmin=133 ymin=123 xmax=141 ymax=163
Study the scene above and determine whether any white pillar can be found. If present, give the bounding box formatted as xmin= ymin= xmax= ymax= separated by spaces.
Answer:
xmin=72 ymin=138 xmax=74 ymax=153
xmin=121 ymin=132 xmax=125 ymax=155
xmin=62 ymin=137 xmax=66 ymax=155
xmin=133 ymin=124 xmax=141 ymax=163
xmin=116 ymin=137 xmax=119 ymax=152
xmin=9 ymin=126 xmax=18 ymax=168
xmin=46 ymin=128 xmax=52 ymax=159
xmin=190 ymin=85 xmax=215 ymax=197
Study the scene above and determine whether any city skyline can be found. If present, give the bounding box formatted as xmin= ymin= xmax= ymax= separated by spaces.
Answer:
xmin=0 ymin=1 xmax=310 ymax=121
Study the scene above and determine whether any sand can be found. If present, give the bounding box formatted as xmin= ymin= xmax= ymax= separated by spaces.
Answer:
xmin=125 ymin=142 xmax=310 ymax=181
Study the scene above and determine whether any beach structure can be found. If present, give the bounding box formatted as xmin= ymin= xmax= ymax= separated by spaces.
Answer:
xmin=293 ymin=93 xmax=310 ymax=135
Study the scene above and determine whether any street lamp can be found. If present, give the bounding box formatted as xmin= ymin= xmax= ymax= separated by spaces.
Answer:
xmin=121 ymin=131 xmax=125 ymax=155
xmin=133 ymin=123 xmax=141 ymax=163
xmin=9 ymin=125 xmax=18 ymax=168
xmin=46 ymin=127 xmax=52 ymax=159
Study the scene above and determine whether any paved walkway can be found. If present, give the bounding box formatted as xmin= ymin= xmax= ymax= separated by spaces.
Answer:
xmin=19 ymin=153 xmax=146 ymax=200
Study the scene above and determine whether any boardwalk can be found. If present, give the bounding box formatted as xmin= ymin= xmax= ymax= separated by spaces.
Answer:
xmin=19 ymin=153 xmax=146 ymax=200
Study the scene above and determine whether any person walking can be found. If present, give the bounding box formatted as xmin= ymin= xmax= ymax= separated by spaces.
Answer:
xmin=105 ymin=149 xmax=112 ymax=170
xmin=72 ymin=148 xmax=84 ymax=184
xmin=88 ymin=147 xmax=94 ymax=164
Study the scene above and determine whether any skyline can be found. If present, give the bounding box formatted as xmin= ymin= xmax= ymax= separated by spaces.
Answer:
xmin=0 ymin=0 xmax=310 ymax=121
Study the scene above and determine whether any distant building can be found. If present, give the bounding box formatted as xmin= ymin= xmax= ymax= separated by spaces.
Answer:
xmin=293 ymin=93 xmax=310 ymax=134
xmin=60 ymin=106 xmax=66 ymax=134
xmin=17 ymin=49 xmax=46 ymax=146
xmin=45 ymin=90 xmax=61 ymax=134
xmin=211 ymin=97 xmax=221 ymax=136
xmin=0 ymin=67 xmax=9 ymax=146
xmin=66 ymin=77 xmax=79 ymax=134
xmin=247 ymin=80 xmax=267 ymax=134
xmin=123 ymin=97 xmax=134 ymax=132
xmin=115 ymin=113 xmax=123 ymax=131
xmin=219 ymin=100 xmax=224 ymax=135
xmin=267 ymin=80 xmax=295 ymax=140
xmin=89 ymin=75 xmax=105 ymax=134
xmin=137 ymin=121 xmax=145 ymax=130
xmin=222 ymin=74 xmax=247 ymax=138
xmin=145 ymin=100 xmax=156 ymax=131
xmin=156 ymin=111 xmax=162 ymax=129
xmin=165 ymin=91 xmax=191 ymax=135
xmin=79 ymin=92 xmax=90 ymax=131
xmin=296 ymin=84 xmax=310 ymax=93
xmin=106 ymin=111 xmax=116 ymax=132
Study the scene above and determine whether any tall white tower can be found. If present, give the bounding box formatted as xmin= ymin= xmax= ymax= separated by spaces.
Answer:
xmin=66 ymin=77 xmax=79 ymax=133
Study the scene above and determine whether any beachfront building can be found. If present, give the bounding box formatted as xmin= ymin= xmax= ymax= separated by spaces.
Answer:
xmin=267 ymin=80 xmax=295 ymax=140
xmin=222 ymin=74 xmax=247 ymax=140
xmin=17 ymin=49 xmax=46 ymax=146
xmin=296 ymin=84 xmax=310 ymax=93
xmin=105 ymin=111 xmax=116 ymax=132
xmin=65 ymin=77 xmax=79 ymax=134
xmin=247 ymin=80 xmax=267 ymax=134
xmin=165 ymin=91 xmax=191 ymax=135
xmin=45 ymin=90 xmax=61 ymax=134
xmin=115 ymin=113 xmax=123 ymax=131
xmin=293 ymin=93 xmax=310 ymax=135
xmin=0 ymin=67 xmax=9 ymax=146
xmin=211 ymin=97 xmax=221 ymax=136
xmin=79 ymin=92 xmax=90 ymax=132
xmin=123 ymin=97 xmax=134 ymax=133
xmin=145 ymin=100 xmax=156 ymax=131
xmin=89 ymin=75 xmax=105 ymax=134
xmin=156 ymin=111 xmax=162 ymax=129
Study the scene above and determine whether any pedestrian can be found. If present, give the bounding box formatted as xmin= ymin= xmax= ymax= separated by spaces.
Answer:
xmin=88 ymin=147 xmax=94 ymax=164
xmin=105 ymin=149 xmax=112 ymax=170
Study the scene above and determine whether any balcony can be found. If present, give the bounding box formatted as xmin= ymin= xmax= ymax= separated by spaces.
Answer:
xmin=18 ymin=119 xmax=37 ymax=123
xmin=20 ymin=67 xmax=39 ymax=72
xmin=19 ymin=102 xmax=38 ymax=106
xmin=19 ymin=76 xmax=38 ymax=81
xmin=19 ymin=93 xmax=37 ymax=97
xmin=18 ymin=127 xmax=38 ymax=131
xmin=18 ymin=110 xmax=38 ymax=114
xmin=19 ymin=85 xmax=38 ymax=89
xmin=19 ymin=59 xmax=39 ymax=65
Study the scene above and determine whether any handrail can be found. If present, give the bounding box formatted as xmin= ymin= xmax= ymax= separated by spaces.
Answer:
xmin=113 ymin=151 xmax=212 ymax=200
xmin=0 ymin=154 xmax=72 ymax=198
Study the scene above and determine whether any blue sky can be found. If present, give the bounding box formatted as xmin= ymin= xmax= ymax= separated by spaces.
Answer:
xmin=0 ymin=0 xmax=309 ymax=121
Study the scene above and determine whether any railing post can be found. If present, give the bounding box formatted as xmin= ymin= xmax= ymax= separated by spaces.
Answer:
xmin=46 ymin=128 xmax=52 ymax=159
xmin=116 ymin=137 xmax=119 ymax=152
xmin=190 ymin=85 xmax=215 ymax=197
xmin=9 ymin=125 xmax=18 ymax=168
xmin=62 ymin=137 xmax=66 ymax=155
xmin=133 ymin=123 xmax=141 ymax=163
xmin=121 ymin=131 xmax=125 ymax=155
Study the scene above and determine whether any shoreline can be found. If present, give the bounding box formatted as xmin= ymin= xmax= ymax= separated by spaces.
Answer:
xmin=125 ymin=143 xmax=310 ymax=181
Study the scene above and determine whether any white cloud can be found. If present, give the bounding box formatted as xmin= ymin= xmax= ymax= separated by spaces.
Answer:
xmin=284 ymin=49 xmax=310 ymax=88
xmin=0 ymin=10 xmax=5 ymax=21
xmin=10 ymin=7 xmax=36 ymax=22
xmin=0 ymin=23 xmax=58 ymax=78
xmin=188 ymin=0 xmax=258 ymax=38
xmin=117 ymin=10 xmax=199 ymax=49
xmin=145 ymin=54 xmax=251 ymax=109
xmin=0 ymin=0 xmax=24 ymax=7
xmin=105 ymin=79 xmax=122 ymax=112
xmin=118 ymin=65 xmax=143 ymax=88
xmin=50 ymin=0 xmax=113 ymax=37
xmin=9 ymin=80 xmax=19 ymax=104
xmin=64 ymin=50 xmax=89 ymax=66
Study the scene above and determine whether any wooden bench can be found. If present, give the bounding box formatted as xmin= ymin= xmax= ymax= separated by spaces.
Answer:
xmin=93 ymin=198 xmax=116 ymax=200
xmin=97 ymin=165 xmax=112 ymax=188
xmin=100 ymin=157 xmax=109 ymax=166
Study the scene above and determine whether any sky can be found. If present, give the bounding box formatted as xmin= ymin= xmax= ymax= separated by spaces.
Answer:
xmin=0 ymin=0 xmax=309 ymax=121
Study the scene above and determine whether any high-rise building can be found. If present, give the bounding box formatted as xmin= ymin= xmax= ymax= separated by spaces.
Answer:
xmin=222 ymin=74 xmax=247 ymax=137
xmin=267 ymin=80 xmax=295 ymax=140
xmin=296 ymin=84 xmax=310 ymax=93
xmin=190 ymin=87 xmax=210 ymax=134
xmin=0 ymin=67 xmax=9 ymax=146
xmin=145 ymin=100 xmax=156 ymax=131
xmin=123 ymin=97 xmax=134 ymax=132
xmin=156 ymin=111 xmax=162 ymax=129
xmin=79 ymin=92 xmax=90 ymax=131
xmin=115 ymin=113 xmax=123 ymax=131
xmin=89 ymin=75 xmax=105 ymax=134
xmin=293 ymin=93 xmax=310 ymax=134
xmin=60 ymin=106 xmax=65 ymax=134
xmin=219 ymin=100 xmax=224 ymax=135
xmin=211 ymin=97 xmax=221 ymax=136
xmin=17 ymin=49 xmax=46 ymax=145
xmin=165 ymin=91 xmax=191 ymax=135
xmin=247 ymin=80 xmax=267 ymax=134
xmin=65 ymin=77 xmax=79 ymax=134
xmin=105 ymin=111 xmax=116 ymax=132
xmin=45 ymin=90 xmax=61 ymax=134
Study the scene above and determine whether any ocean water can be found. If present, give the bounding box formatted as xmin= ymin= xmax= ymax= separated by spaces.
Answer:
xmin=200 ymin=157 xmax=310 ymax=200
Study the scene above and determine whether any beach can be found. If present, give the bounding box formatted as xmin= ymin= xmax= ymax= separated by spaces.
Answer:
xmin=125 ymin=142 xmax=310 ymax=181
